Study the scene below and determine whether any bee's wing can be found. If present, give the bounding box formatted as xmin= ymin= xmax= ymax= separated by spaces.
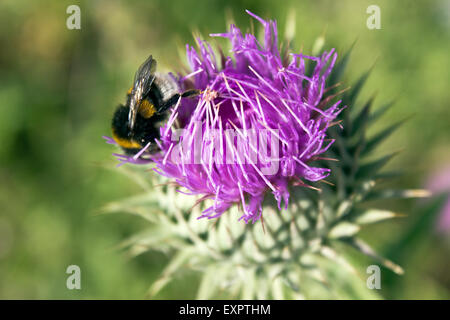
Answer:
xmin=128 ymin=55 xmax=157 ymax=129
xmin=133 ymin=55 xmax=157 ymax=93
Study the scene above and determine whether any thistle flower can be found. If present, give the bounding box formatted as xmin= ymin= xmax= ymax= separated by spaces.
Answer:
xmin=112 ymin=11 xmax=342 ymax=224
xmin=104 ymin=11 xmax=429 ymax=299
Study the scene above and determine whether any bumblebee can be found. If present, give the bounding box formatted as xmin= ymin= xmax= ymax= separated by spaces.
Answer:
xmin=111 ymin=55 xmax=198 ymax=155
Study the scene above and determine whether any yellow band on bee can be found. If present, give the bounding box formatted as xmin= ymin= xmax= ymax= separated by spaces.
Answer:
xmin=127 ymin=87 xmax=133 ymax=95
xmin=112 ymin=131 xmax=142 ymax=150
xmin=138 ymin=100 xmax=156 ymax=118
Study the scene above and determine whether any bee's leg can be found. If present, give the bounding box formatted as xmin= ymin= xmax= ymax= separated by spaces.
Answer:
xmin=156 ymin=90 xmax=201 ymax=114
xmin=156 ymin=94 xmax=181 ymax=113
xmin=181 ymin=89 xmax=201 ymax=98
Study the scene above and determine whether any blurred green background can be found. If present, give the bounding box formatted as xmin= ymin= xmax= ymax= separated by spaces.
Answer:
xmin=0 ymin=0 xmax=449 ymax=299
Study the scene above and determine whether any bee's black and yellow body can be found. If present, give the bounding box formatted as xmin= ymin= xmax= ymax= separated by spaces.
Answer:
xmin=111 ymin=55 xmax=199 ymax=155
xmin=111 ymin=103 xmax=165 ymax=155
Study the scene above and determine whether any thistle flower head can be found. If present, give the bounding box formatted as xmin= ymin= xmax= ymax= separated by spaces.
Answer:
xmin=104 ymin=10 xmax=425 ymax=299
xmin=147 ymin=11 xmax=342 ymax=223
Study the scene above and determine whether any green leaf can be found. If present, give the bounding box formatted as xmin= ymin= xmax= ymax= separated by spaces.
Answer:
xmin=311 ymin=35 xmax=325 ymax=57
xmin=241 ymin=268 xmax=257 ymax=299
xmin=344 ymin=67 xmax=373 ymax=109
xmin=362 ymin=119 xmax=406 ymax=155
xmin=118 ymin=227 xmax=185 ymax=257
xmin=305 ymin=267 xmax=329 ymax=288
xmin=350 ymin=96 xmax=374 ymax=136
xmin=197 ymin=265 xmax=220 ymax=299
xmin=327 ymin=40 xmax=356 ymax=88
xmin=368 ymin=100 xmax=396 ymax=124
xmin=255 ymin=273 xmax=270 ymax=299
xmin=147 ymin=249 xmax=194 ymax=298
xmin=343 ymin=238 xmax=404 ymax=275
xmin=319 ymin=246 xmax=360 ymax=276
xmin=384 ymin=195 xmax=448 ymax=262
xmin=328 ymin=222 xmax=361 ymax=238
xmin=364 ymin=189 xmax=431 ymax=202
xmin=271 ymin=276 xmax=286 ymax=299
xmin=353 ymin=209 xmax=403 ymax=225
xmin=355 ymin=151 xmax=399 ymax=180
